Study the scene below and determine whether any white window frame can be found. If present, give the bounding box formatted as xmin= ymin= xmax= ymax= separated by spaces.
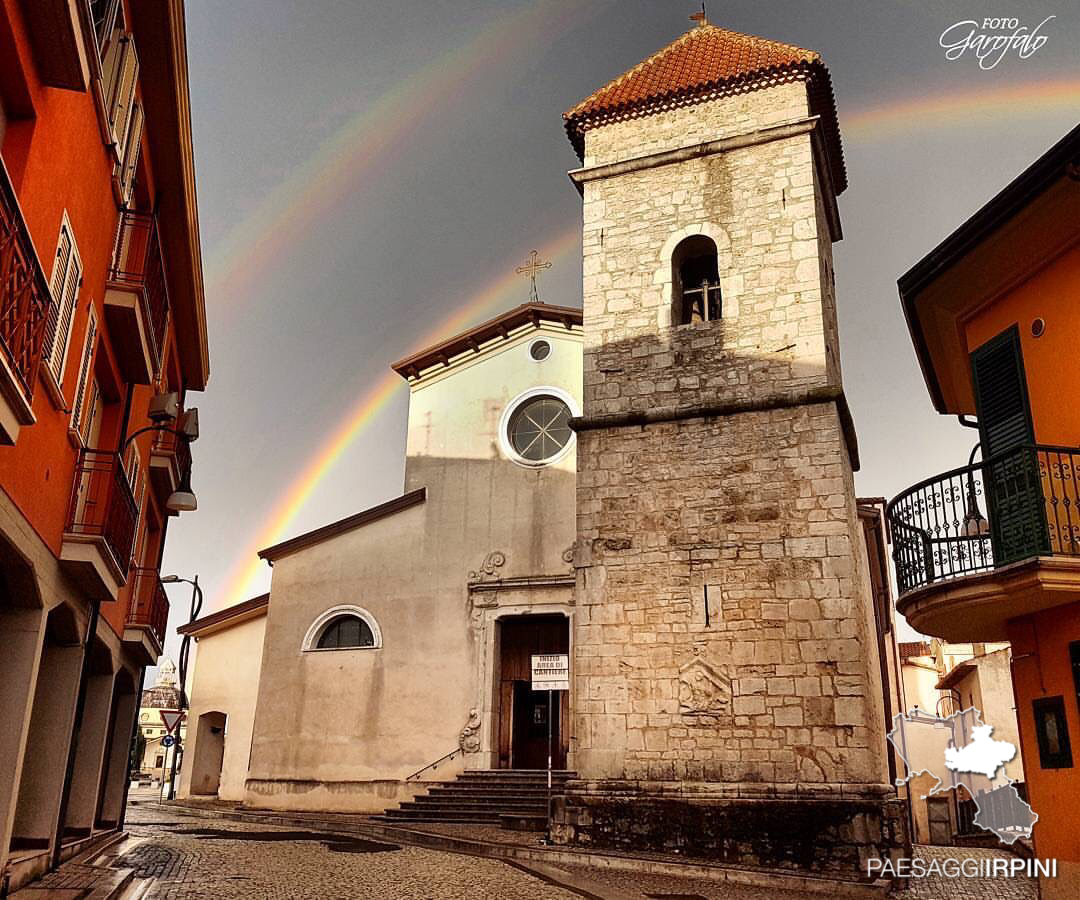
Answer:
xmin=68 ymin=307 xmax=97 ymax=445
xmin=497 ymin=385 xmax=580 ymax=469
xmin=302 ymin=606 xmax=382 ymax=653
xmin=44 ymin=213 xmax=83 ymax=404
xmin=101 ymin=30 xmax=138 ymax=154
xmin=116 ymin=100 xmax=143 ymax=206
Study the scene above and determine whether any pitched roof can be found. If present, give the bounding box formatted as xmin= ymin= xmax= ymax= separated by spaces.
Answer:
xmin=563 ymin=23 xmax=846 ymax=193
xmin=258 ymin=488 xmax=427 ymax=562
xmin=899 ymin=641 xmax=933 ymax=659
xmin=391 ymin=302 xmax=582 ymax=382
xmin=177 ymin=593 xmax=269 ymax=638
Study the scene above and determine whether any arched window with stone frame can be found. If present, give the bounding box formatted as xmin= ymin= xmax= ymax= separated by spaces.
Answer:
xmin=302 ymin=605 xmax=383 ymax=652
xmin=672 ymin=235 xmax=722 ymax=325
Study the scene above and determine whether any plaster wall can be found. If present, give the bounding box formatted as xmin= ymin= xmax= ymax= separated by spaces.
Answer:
xmin=245 ymin=330 xmax=581 ymax=812
xmin=178 ymin=612 xmax=266 ymax=802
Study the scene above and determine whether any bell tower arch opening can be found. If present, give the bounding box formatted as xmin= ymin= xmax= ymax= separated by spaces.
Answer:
xmin=672 ymin=234 xmax=721 ymax=325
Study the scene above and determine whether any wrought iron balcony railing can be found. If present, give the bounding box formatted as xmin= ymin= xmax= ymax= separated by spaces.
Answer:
xmin=66 ymin=449 xmax=139 ymax=577
xmin=887 ymin=444 xmax=1080 ymax=596
xmin=0 ymin=157 xmax=53 ymax=405
xmin=127 ymin=566 xmax=170 ymax=650
xmin=108 ymin=210 xmax=170 ymax=370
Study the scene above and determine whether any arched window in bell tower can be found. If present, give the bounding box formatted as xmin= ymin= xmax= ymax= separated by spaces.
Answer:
xmin=672 ymin=235 xmax=721 ymax=325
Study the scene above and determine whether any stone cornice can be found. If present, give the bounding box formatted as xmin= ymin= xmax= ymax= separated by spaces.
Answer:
xmin=570 ymin=385 xmax=861 ymax=472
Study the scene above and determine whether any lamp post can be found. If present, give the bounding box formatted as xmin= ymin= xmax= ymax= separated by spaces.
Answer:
xmin=159 ymin=574 xmax=203 ymax=800
xmin=122 ymin=400 xmax=200 ymax=513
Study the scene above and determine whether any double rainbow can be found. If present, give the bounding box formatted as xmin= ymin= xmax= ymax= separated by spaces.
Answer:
xmin=214 ymin=36 xmax=1080 ymax=611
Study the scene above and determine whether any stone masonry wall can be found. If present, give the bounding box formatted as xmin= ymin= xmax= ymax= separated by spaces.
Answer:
xmin=574 ymin=404 xmax=887 ymax=786
xmin=581 ymin=89 xmax=840 ymax=424
xmin=571 ymin=81 xmax=889 ymax=794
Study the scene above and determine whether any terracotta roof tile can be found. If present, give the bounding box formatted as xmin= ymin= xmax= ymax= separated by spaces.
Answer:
xmin=564 ymin=24 xmax=846 ymax=193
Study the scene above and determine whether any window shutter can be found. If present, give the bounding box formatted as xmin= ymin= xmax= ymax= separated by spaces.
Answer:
xmin=971 ymin=326 xmax=1034 ymax=458
xmin=46 ymin=220 xmax=82 ymax=387
xmin=103 ymin=33 xmax=138 ymax=148
xmin=44 ymin=228 xmax=73 ymax=367
xmin=971 ymin=326 xmax=1048 ymax=564
xmin=117 ymin=101 xmax=143 ymax=206
xmin=71 ymin=313 xmax=97 ymax=438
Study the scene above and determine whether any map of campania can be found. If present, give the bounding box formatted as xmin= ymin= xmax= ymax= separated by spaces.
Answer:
xmin=887 ymin=706 xmax=1037 ymax=844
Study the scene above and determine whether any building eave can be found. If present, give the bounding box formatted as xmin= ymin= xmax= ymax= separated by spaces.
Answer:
xmin=897 ymin=122 xmax=1080 ymax=414
xmin=177 ymin=593 xmax=269 ymax=638
xmin=391 ymin=303 xmax=582 ymax=383
xmin=258 ymin=488 xmax=427 ymax=562
xmin=130 ymin=0 xmax=209 ymax=390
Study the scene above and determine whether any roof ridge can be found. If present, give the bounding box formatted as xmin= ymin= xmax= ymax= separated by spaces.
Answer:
xmin=564 ymin=27 xmax=701 ymax=120
xmin=564 ymin=24 xmax=819 ymax=121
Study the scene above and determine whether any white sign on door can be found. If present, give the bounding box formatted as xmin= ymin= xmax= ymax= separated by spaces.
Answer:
xmin=531 ymin=653 xmax=570 ymax=691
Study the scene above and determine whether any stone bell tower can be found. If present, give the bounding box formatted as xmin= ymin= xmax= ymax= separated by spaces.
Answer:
xmin=555 ymin=22 xmax=904 ymax=875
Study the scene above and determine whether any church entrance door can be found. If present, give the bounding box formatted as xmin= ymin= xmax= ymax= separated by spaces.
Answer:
xmin=511 ymin=682 xmax=560 ymax=769
xmin=495 ymin=614 xmax=569 ymax=770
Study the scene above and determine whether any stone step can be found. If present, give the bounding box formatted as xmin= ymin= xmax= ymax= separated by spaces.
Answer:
xmin=423 ymin=786 xmax=560 ymax=798
xmin=370 ymin=814 xmax=504 ymax=825
xmin=381 ymin=770 xmax=573 ymax=826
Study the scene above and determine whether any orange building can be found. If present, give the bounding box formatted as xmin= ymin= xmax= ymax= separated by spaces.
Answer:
xmin=0 ymin=0 xmax=206 ymax=890
xmin=890 ymin=124 xmax=1080 ymax=897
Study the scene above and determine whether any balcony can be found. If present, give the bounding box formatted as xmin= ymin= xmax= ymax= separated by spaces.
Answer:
xmin=148 ymin=425 xmax=191 ymax=516
xmin=104 ymin=211 xmax=170 ymax=384
xmin=0 ymin=159 xmax=53 ymax=444
xmin=59 ymin=450 xmax=138 ymax=602
xmin=124 ymin=567 xmax=169 ymax=665
xmin=887 ymin=445 xmax=1080 ymax=641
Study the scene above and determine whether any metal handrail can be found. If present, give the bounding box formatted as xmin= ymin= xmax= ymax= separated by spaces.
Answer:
xmin=887 ymin=443 xmax=1080 ymax=596
xmin=0 ymin=156 xmax=53 ymax=400
xmin=406 ymin=747 xmax=465 ymax=782
xmin=66 ymin=449 xmax=138 ymax=577
xmin=108 ymin=210 xmax=170 ymax=371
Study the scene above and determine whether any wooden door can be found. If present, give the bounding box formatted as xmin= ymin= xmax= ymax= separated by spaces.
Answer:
xmin=495 ymin=615 xmax=569 ymax=769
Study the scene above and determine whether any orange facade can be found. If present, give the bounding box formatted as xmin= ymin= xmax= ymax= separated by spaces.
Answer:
xmin=0 ymin=0 xmax=206 ymax=886
xmin=964 ymin=240 xmax=1080 ymax=448
xmin=0 ymin=0 xmax=205 ymax=643
xmin=894 ymin=125 xmax=1080 ymax=897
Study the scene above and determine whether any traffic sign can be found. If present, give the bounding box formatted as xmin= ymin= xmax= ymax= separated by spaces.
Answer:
xmin=161 ymin=710 xmax=184 ymax=734
xmin=531 ymin=654 xmax=569 ymax=691
xmin=162 ymin=734 xmax=176 ymax=748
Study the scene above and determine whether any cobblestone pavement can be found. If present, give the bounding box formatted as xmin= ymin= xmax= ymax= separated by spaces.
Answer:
xmin=121 ymin=793 xmax=578 ymax=899
xmin=117 ymin=793 xmax=1039 ymax=899
xmin=891 ymin=845 xmax=1039 ymax=899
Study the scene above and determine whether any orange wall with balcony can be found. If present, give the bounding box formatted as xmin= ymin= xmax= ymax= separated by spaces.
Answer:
xmin=0 ymin=0 xmax=203 ymax=647
xmin=964 ymin=240 xmax=1080 ymax=449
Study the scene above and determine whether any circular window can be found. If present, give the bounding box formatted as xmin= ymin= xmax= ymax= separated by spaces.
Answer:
xmin=506 ymin=394 xmax=573 ymax=464
xmin=529 ymin=339 xmax=551 ymax=361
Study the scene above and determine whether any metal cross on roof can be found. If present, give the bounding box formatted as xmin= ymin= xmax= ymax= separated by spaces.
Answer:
xmin=515 ymin=249 xmax=551 ymax=304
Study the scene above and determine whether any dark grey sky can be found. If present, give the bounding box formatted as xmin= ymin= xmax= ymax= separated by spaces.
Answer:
xmin=158 ymin=0 xmax=1078 ymax=656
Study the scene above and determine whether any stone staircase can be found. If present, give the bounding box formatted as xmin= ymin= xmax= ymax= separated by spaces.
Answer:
xmin=373 ymin=770 xmax=575 ymax=830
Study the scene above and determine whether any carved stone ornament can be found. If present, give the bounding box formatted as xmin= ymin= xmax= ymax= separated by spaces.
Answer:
xmin=468 ymin=551 xmax=506 ymax=584
xmin=561 ymin=545 xmax=575 ymax=568
xmin=458 ymin=708 xmax=482 ymax=752
xmin=678 ymin=652 xmax=733 ymax=718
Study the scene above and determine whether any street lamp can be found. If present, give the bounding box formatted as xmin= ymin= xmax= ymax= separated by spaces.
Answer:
xmin=123 ymin=399 xmax=200 ymax=513
xmin=159 ymin=574 xmax=203 ymax=800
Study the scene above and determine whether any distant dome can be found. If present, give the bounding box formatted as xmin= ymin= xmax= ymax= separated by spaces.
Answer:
xmin=141 ymin=684 xmax=181 ymax=709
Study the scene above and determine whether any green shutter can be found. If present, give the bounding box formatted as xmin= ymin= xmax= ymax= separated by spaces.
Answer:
xmin=970 ymin=326 xmax=1048 ymax=565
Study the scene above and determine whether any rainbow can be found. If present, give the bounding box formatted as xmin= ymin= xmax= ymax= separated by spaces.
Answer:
xmin=203 ymin=0 xmax=595 ymax=301
xmin=219 ymin=225 xmax=580 ymax=608
xmin=215 ymin=40 xmax=1080 ymax=611
xmin=844 ymin=76 xmax=1080 ymax=141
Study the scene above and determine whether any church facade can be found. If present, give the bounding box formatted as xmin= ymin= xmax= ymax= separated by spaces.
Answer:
xmin=180 ymin=21 xmax=906 ymax=877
